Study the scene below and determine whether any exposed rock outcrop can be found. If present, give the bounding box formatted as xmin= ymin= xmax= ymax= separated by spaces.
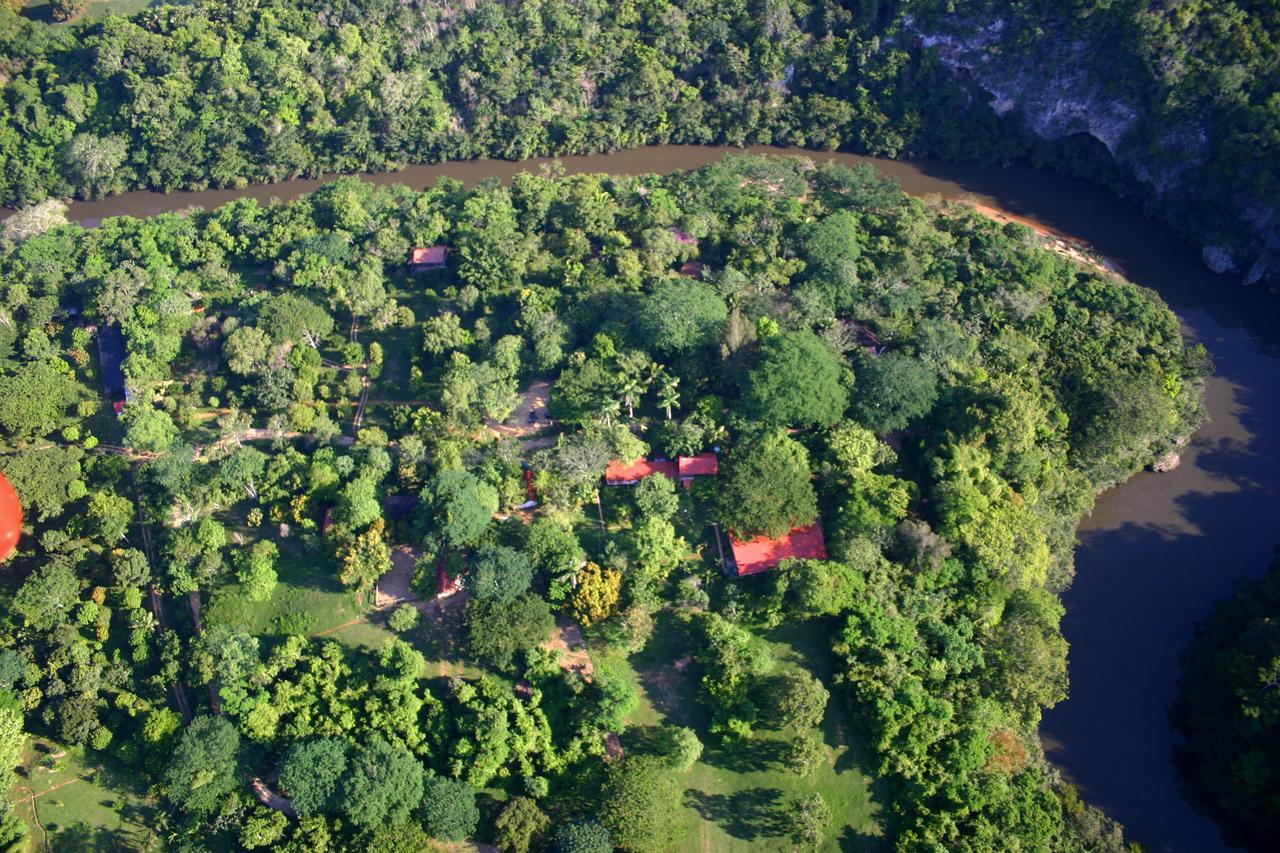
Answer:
xmin=907 ymin=15 xmax=1277 ymax=288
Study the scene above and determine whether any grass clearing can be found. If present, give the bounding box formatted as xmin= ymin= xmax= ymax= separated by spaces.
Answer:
xmin=618 ymin=611 xmax=885 ymax=852
xmin=11 ymin=738 xmax=160 ymax=852
xmin=204 ymin=540 xmax=371 ymax=642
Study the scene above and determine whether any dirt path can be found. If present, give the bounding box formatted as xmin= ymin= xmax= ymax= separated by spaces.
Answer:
xmin=316 ymin=546 xmax=464 ymax=640
xmin=486 ymin=378 xmax=553 ymax=440
xmin=15 ymin=785 xmax=48 ymax=853
xmin=250 ymin=778 xmax=297 ymax=817
xmin=542 ymin=616 xmax=594 ymax=679
xmin=377 ymin=545 xmax=424 ymax=610
xmin=19 ymin=772 xmax=95 ymax=803
xmin=352 ymin=372 xmax=370 ymax=435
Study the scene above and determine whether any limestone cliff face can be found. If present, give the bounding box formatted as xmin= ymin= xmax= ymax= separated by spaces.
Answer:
xmin=907 ymin=16 xmax=1278 ymax=287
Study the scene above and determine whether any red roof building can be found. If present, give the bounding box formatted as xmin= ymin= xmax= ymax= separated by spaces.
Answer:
xmin=677 ymin=260 xmax=706 ymax=279
xmin=726 ymin=522 xmax=827 ymax=577
xmin=678 ymin=452 xmax=719 ymax=480
xmin=437 ymin=562 xmax=462 ymax=598
xmin=409 ymin=246 xmax=448 ymax=270
xmin=604 ymin=457 xmax=678 ymax=486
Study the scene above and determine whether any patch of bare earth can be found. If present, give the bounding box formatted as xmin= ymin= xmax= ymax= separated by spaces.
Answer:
xmin=542 ymin=616 xmax=594 ymax=679
xmin=486 ymin=378 xmax=554 ymax=441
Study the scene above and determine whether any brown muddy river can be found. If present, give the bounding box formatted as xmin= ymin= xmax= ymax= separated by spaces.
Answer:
xmin=34 ymin=145 xmax=1280 ymax=851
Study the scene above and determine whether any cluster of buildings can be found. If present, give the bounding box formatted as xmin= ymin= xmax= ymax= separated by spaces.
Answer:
xmin=604 ymin=452 xmax=827 ymax=578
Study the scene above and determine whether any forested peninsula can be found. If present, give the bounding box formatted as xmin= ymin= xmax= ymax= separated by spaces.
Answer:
xmin=1 ymin=0 xmax=1277 ymax=287
xmin=0 ymin=155 xmax=1207 ymax=849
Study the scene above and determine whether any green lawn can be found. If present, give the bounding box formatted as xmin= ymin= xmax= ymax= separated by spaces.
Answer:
xmin=11 ymin=738 xmax=161 ymax=852
xmin=616 ymin=612 xmax=885 ymax=852
xmin=201 ymin=531 xmax=485 ymax=670
xmin=204 ymin=540 xmax=372 ymax=642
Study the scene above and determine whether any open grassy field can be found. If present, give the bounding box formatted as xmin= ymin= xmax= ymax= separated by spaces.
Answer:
xmin=10 ymin=737 xmax=161 ymax=852
xmin=615 ymin=611 xmax=886 ymax=852
xmin=204 ymin=541 xmax=372 ymax=640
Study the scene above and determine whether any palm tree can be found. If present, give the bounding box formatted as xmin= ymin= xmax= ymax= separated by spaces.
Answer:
xmin=618 ymin=372 xmax=645 ymax=419
xmin=597 ymin=397 xmax=622 ymax=427
xmin=657 ymin=375 xmax=681 ymax=420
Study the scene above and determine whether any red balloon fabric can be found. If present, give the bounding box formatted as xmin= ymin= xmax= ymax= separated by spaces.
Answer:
xmin=0 ymin=471 xmax=21 ymax=561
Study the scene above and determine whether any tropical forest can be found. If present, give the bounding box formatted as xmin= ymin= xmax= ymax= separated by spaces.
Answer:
xmin=0 ymin=1 xmax=1276 ymax=852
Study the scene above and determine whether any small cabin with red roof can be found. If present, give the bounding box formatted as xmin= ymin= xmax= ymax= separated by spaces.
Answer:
xmin=846 ymin=321 xmax=886 ymax=356
xmin=437 ymin=562 xmax=462 ymax=598
xmin=677 ymin=260 xmax=705 ymax=280
xmin=725 ymin=522 xmax=827 ymax=577
xmin=409 ymin=246 xmax=448 ymax=271
xmin=677 ymin=452 xmax=719 ymax=481
xmin=604 ymin=457 xmax=679 ymax=486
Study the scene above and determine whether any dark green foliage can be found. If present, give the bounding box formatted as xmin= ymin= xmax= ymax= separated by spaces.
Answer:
xmin=850 ymin=352 xmax=938 ymax=433
xmin=692 ymin=612 xmax=772 ymax=738
xmin=780 ymin=558 xmax=864 ymax=618
xmin=339 ymin=737 xmax=424 ymax=828
xmin=634 ymin=282 xmax=728 ymax=357
xmin=714 ymin=431 xmax=818 ymax=539
xmin=1172 ymin=558 xmax=1280 ymax=848
xmin=598 ymin=755 xmax=686 ymax=852
xmin=420 ymin=773 xmax=479 ymax=841
xmin=465 ymin=594 xmax=555 ymax=671
xmin=633 ymin=473 xmax=679 ymax=519
xmin=13 ymin=558 xmax=80 ymax=630
xmin=0 ymin=0 xmax=1273 ymax=295
xmin=743 ymin=331 xmax=849 ymax=428
xmin=763 ymin=671 xmax=829 ymax=731
xmin=465 ymin=544 xmax=533 ymax=603
xmin=553 ymin=821 xmax=613 ymax=853
xmin=522 ymin=518 xmax=585 ymax=577
xmin=493 ymin=796 xmax=551 ymax=853
xmin=278 ymin=737 xmax=349 ymax=817
xmin=0 ymin=362 xmax=79 ymax=439
xmin=419 ymin=469 xmax=498 ymax=550
xmin=164 ymin=716 xmax=241 ymax=815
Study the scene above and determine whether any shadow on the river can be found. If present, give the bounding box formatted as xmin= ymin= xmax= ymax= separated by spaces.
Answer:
xmin=1043 ymin=400 xmax=1280 ymax=853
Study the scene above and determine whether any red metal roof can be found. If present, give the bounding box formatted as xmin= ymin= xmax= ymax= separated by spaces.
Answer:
xmin=409 ymin=246 xmax=448 ymax=266
xmin=728 ymin=523 xmax=827 ymax=577
xmin=678 ymin=453 xmax=719 ymax=478
xmin=437 ymin=562 xmax=461 ymax=598
xmin=605 ymin=457 xmax=678 ymax=485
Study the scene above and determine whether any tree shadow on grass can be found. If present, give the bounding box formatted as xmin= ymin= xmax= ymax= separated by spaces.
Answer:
xmin=838 ymin=824 xmax=890 ymax=852
xmin=48 ymin=822 xmax=121 ymax=853
xmin=684 ymin=787 xmax=789 ymax=841
xmin=700 ymin=737 xmax=787 ymax=774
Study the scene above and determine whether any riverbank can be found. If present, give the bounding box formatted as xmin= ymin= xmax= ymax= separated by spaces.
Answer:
xmin=962 ymin=201 xmax=1127 ymax=278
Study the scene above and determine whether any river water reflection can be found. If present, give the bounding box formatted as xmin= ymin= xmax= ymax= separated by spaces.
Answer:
xmin=26 ymin=145 xmax=1280 ymax=851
